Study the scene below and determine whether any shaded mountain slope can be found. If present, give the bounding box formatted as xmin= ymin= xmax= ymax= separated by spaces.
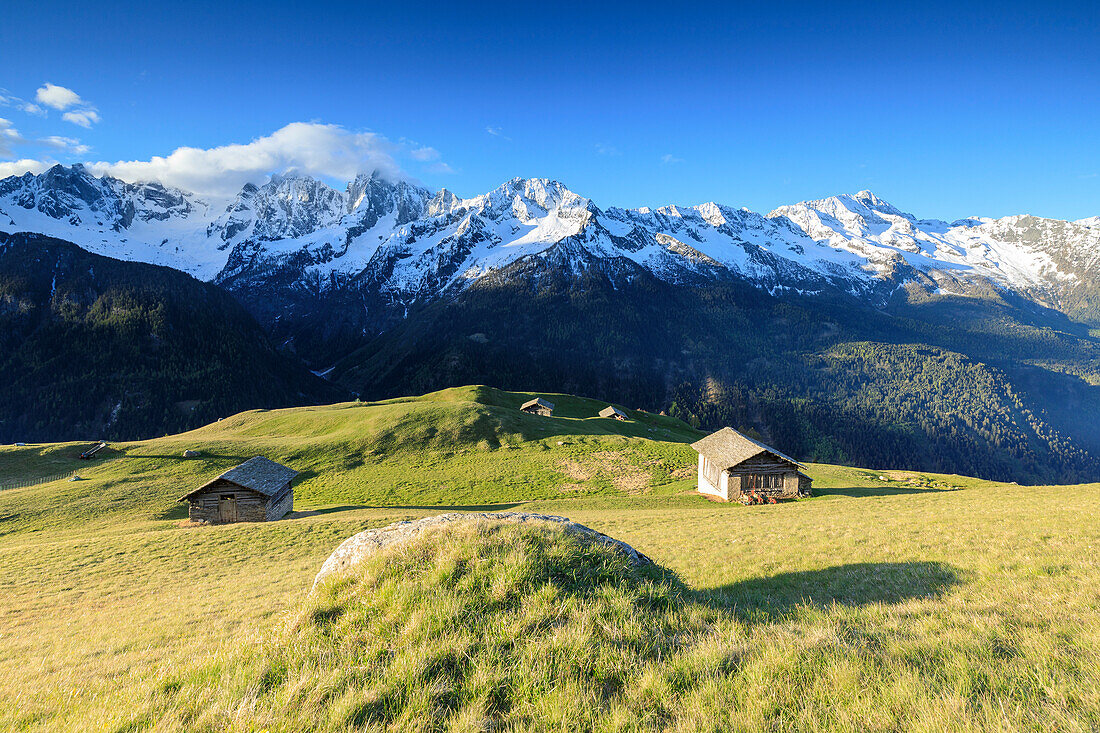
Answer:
xmin=332 ymin=258 xmax=1100 ymax=484
xmin=0 ymin=232 xmax=346 ymax=442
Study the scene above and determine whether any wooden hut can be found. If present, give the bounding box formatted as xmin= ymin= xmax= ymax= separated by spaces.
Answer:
xmin=599 ymin=405 xmax=628 ymax=421
xmin=520 ymin=397 xmax=554 ymax=417
xmin=691 ymin=428 xmax=811 ymax=502
xmin=180 ymin=456 xmax=297 ymax=523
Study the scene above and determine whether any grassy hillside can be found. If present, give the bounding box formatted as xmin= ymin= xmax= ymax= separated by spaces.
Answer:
xmin=1 ymin=386 xmax=1098 ymax=731
xmin=0 ymin=386 xmax=700 ymax=533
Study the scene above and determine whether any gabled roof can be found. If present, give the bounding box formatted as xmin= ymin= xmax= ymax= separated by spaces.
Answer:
xmin=690 ymin=427 xmax=804 ymax=470
xmin=521 ymin=397 xmax=554 ymax=410
xmin=599 ymin=405 xmax=628 ymax=419
xmin=180 ymin=456 xmax=298 ymax=501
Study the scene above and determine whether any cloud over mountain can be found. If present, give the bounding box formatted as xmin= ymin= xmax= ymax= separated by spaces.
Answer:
xmin=87 ymin=122 xmax=411 ymax=198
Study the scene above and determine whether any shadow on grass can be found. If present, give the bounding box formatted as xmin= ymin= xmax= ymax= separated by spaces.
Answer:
xmin=695 ymin=561 xmax=959 ymax=621
xmin=301 ymin=502 xmax=530 ymax=515
xmin=135 ymin=453 xmax=256 ymax=463
xmin=159 ymin=504 xmax=189 ymax=520
xmin=816 ymin=485 xmax=954 ymax=498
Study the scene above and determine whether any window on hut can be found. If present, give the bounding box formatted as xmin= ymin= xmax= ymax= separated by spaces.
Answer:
xmin=746 ymin=474 xmax=783 ymax=490
xmin=702 ymin=456 xmax=720 ymax=486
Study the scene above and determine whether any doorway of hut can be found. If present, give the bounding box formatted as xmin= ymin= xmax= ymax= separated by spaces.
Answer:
xmin=218 ymin=494 xmax=238 ymax=523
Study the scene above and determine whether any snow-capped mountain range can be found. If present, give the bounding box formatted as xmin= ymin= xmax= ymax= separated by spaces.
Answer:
xmin=2 ymin=164 xmax=1098 ymax=318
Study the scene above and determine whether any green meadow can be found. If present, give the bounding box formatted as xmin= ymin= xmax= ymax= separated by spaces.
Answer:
xmin=0 ymin=386 xmax=1098 ymax=731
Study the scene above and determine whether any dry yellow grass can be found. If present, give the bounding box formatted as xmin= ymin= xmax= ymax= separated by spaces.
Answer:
xmin=0 ymin=388 xmax=1097 ymax=730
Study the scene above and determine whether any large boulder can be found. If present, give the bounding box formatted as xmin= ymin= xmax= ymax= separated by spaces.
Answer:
xmin=313 ymin=512 xmax=650 ymax=589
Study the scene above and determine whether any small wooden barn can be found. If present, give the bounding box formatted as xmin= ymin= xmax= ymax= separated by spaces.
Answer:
xmin=599 ymin=405 xmax=628 ymax=421
xmin=520 ymin=397 xmax=554 ymax=417
xmin=691 ymin=427 xmax=811 ymax=502
xmin=180 ymin=456 xmax=297 ymax=524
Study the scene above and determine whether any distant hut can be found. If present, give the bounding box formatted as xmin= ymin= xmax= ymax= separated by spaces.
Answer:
xmin=599 ymin=405 xmax=629 ymax=421
xmin=180 ymin=456 xmax=297 ymax=524
xmin=691 ymin=428 xmax=811 ymax=502
xmin=520 ymin=397 xmax=554 ymax=417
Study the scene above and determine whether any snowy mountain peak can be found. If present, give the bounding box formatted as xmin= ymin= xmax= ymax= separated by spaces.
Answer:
xmin=492 ymin=178 xmax=588 ymax=211
xmin=852 ymin=189 xmax=892 ymax=208
xmin=345 ymin=171 xmax=429 ymax=224
xmin=0 ymin=163 xmax=200 ymax=234
xmin=771 ymin=190 xmax=908 ymax=222
xmin=426 ymin=188 xmax=461 ymax=217
xmin=3 ymin=165 xmax=1099 ymax=323
xmin=695 ymin=202 xmax=729 ymax=227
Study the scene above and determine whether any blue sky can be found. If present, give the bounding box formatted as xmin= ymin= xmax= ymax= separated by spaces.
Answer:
xmin=1 ymin=0 xmax=1098 ymax=219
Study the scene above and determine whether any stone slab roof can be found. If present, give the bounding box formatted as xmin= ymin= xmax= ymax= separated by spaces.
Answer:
xmin=599 ymin=405 xmax=628 ymax=419
xmin=521 ymin=397 xmax=554 ymax=410
xmin=181 ymin=456 xmax=298 ymax=501
xmin=690 ymin=427 xmax=803 ymax=470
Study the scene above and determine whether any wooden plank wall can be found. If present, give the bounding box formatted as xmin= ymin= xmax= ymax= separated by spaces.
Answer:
xmin=729 ymin=454 xmax=800 ymax=498
xmin=186 ymin=478 xmax=289 ymax=523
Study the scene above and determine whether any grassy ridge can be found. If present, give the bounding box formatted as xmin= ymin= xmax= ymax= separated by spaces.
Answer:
xmin=0 ymin=386 xmax=700 ymax=533
xmin=1 ymin=386 xmax=1098 ymax=731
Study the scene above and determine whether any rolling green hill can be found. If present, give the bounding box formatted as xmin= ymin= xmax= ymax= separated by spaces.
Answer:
xmin=1 ymin=386 xmax=1098 ymax=731
xmin=0 ymin=386 xmax=703 ymax=533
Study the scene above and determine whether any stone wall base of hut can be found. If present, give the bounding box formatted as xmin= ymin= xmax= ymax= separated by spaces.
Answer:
xmin=266 ymin=489 xmax=294 ymax=521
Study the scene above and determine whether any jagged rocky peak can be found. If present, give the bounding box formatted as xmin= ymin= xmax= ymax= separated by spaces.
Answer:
xmin=247 ymin=175 xmax=346 ymax=241
xmin=0 ymin=163 xmax=128 ymax=228
xmin=490 ymin=178 xmax=587 ymax=210
xmin=0 ymin=163 xmax=200 ymax=229
xmin=265 ymin=173 xmax=343 ymax=205
xmin=771 ymin=190 xmax=912 ymax=223
xmin=694 ymin=202 xmax=728 ymax=227
xmin=462 ymin=178 xmax=593 ymax=228
xmin=346 ymin=170 xmax=429 ymax=225
xmin=5 ymin=163 xmax=1100 ymax=326
xmin=40 ymin=163 xmax=104 ymax=198
xmin=426 ymin=187 xmax=461 ymax=217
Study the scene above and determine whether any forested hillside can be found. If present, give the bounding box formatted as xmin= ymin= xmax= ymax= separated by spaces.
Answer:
xmin=332 ymin=257 xmax=1100 ymax=484
xmin=0 ymin=232 xmax=345 ymax=442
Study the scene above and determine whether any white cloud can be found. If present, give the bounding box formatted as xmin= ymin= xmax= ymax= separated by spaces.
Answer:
xmin=660 ymin=154 xmax=685 ymax=164
xmin=86 ymin=122 xmax=409 ymax=198
xmin=31 ymin=84 xmax=99 ymax=127
xmin=0 ymin=118 xmax=25 ymax=157
xmin=485 ymin=125 xmax=512 ymax=141
xmin=595 ymin=143 xmax=620 ymax=156
xmin=35 ymin=83 xmax=84 ymax=111
xmin=410 ymin=146 xmax=440 ymax=162
xmin=427 ymin=162 xmax=456 ymax=175
xmin=62 ymin=110 xmax=100 ymax=128
xmin=0 ymin=90 xmax=46 ymax=117
xmin=0 ymin=118 xmax=90 ymax=160
xmin=40 ymin=135 xmax=90 ymax=155
xmin=0 ymin=158 xmax=56 ymax=178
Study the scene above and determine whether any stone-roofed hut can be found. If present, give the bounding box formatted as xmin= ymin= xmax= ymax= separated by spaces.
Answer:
xmin=520 ymin=397 xmax=554 ymax=417
xmin=691 ymin=428 xmax=811 ymax=502
xmin=599 ymin=405 xmax=628 ymax=421
xmin=180 ymin=456 xmax=297 ymax=523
